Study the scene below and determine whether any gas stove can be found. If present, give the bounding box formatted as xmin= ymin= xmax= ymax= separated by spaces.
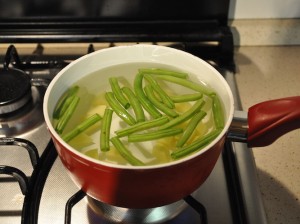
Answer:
xmin=0 ymin=42 xmax=267 ymax=224
xmin=0 ymin=1 xmax=268 ymax=223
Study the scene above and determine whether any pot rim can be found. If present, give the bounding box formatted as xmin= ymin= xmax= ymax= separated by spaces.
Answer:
xmin=43 ymin=44 xmax=235 ymax=170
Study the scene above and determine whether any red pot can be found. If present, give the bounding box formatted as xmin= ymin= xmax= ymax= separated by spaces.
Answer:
xmin=43 ymin=44 xmax=300 ymax=209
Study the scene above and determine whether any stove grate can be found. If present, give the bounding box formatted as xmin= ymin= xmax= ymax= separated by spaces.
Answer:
xmin=64 ymin=190 xmax=208 ymax=224
xmin=0 ymin=137 xmax=39 ymax=167
xmin=0 ymin=165 xmax=28 ymax=195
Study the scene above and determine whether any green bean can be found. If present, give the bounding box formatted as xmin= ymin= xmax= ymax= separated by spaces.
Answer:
xmin=154 ymin=74 xmax=215 ymax=95
xmin=128 ymin=128 xmax=183 ymax=142
xmin=100 ymin=108 xmax=113 ymax=152
xmin=138 ymin=68 xmax=188 ymax=79
xmin=151 ymin=89 xmax=163 ymax=103
xmin=176 ymin=110 xmax=207 ymax=147
xmin=62 ymin=113 xmax=102 ymax=142
xmin=105 ymin=92 xmax=136 ymax=125
xmin=57 ymin=96 xmax=76 ymax=119
xmin=144 ymin=85 xmax=178 ymax=118
xmin=110 ymin=137 xmax=145 ymax=166
xmin=143 ymin=74 xmax=174 ymax=109
xmin=115 ymin=116 xmax=169 ymax=137
xmin=133 ymin=72 xmax=162 ymax=119
xmin=212 ymin=94 xmax=225 ymax=129
xmin=55 ymin=68 xmax=226 ymax=166
xmin=53 ymin=85 xmax=79 ymax=119
xmin=55 ymin=95 xmax=80 ymax=134
xmin=109 ymin=77 xmax=130 ymax=109
xmin=122 ymin=86 xmax=145 ymax=122
xmin=171 ymin=129 xmax=221 ymax=159
xmin=159 ymin=99 xmax=205 ymax=130
xmin=170 ymin=92 xmax=203 ymax=103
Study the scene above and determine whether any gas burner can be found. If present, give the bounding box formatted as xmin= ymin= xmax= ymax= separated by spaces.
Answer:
xmin=0 ymin=67 xmax=32 ymax=114
xmin=87 ymin=196 xmax=187 ymax=224
xmin=0 ymin=86 xmax=45 ymax=136
xmin=0 ymin=44 xmax=33 ymax=115
xmin=0 ymin=45 xmax=50 ymax=136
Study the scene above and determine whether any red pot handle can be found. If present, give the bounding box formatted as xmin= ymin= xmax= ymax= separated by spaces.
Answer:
xmin=248 ymin=96 xmax=300 ymax=147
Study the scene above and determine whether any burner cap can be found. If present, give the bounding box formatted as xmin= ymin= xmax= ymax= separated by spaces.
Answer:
xmin=87 ymin=196 xmax=187 ymax=223
xmin=0 ymin=68 xmax=32 ymax=114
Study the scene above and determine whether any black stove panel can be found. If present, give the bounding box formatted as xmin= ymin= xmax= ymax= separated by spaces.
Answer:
xmin=0 ymin=0 xmax=230 ymax=24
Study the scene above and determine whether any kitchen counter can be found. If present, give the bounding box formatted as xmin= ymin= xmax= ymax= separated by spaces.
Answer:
xmin=234 ymin=46 xmax=300 ymax=224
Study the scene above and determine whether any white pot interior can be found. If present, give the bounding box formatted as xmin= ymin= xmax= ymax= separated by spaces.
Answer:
xmin=43 ymin=44 xmax=234 ymax=168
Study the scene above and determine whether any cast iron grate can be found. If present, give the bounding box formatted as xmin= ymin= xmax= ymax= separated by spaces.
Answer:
xmin=0 ymin=137 xmax=39 ymax=205
xmin=64 ymin=190 xmax=208 ymax=224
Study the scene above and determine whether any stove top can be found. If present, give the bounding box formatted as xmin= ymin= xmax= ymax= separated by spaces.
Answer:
xmin=0 ymin=1 xmax=267 ymax=222
xmin=0 ymin=42 xmax=267 ymax=224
